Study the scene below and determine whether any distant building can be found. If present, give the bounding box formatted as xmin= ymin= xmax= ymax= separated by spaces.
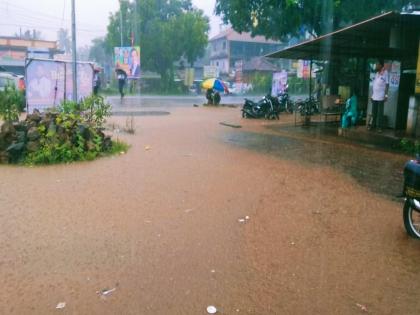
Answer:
xmin=209 ymin=28 xmax=284 ymax=79
xmin=0 ymin=36 xmax=60 ymax=75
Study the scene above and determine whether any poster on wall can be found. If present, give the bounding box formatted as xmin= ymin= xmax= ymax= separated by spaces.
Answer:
xmin=26 ymin=59 xmax=94 ymax=113
xmin=26 ymin=59 xmax=65 ymax=112
xmin=272 ymin=71 xmax=288 ymax=96
xmin=114 ymin=46 xmax=141 ymax=79
xmin=389 ymin=61 xmax=401 ymax=88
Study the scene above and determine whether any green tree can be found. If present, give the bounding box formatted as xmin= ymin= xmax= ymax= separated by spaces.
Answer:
xmin=105 ymin=0 xmax=209 ymax=92
xmin=215 ymin=0 xmax=411 ymax=39
xmin=89 ymin=37 xmax=112 ymax=70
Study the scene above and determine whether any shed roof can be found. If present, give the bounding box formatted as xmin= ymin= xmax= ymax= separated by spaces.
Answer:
xmin=210 ymin=28 xmax=280 ymax=45
xmin=266 ymin=11 xmax=420 ymax=61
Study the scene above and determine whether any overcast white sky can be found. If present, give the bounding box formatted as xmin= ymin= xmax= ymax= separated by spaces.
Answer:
xmin=0 ymin=0 xmax=222 ymax=47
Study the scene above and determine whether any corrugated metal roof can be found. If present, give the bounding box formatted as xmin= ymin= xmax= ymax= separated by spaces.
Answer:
xmin=242 ymin=57 xmax=280 ymax=72
xmin=210 ymin=28 xmax=280 ymax=44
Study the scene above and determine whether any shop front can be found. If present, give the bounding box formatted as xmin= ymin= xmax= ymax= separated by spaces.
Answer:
xmin=267 ymin=11 xmax=420 ymax=135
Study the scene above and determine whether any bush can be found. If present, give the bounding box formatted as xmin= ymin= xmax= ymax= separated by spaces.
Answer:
xmin=0 ymin=94 xmax=125 ymax=165
xmin=23 ymin=112 xmax=110 ymax=165
xmin=400 ymin=138 xmax=420 ymax=155
xmin=0 ymin=85 xmax=24 ymax=122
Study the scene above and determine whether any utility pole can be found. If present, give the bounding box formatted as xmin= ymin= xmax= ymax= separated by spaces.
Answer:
xmin=71 ymin=0 xmax=78 ymax=102
xmin=119 ymin=0 xmax=123 ymax=47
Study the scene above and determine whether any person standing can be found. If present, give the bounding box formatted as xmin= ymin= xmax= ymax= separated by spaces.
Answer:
xmin=370 ymin=59 xmax=389 ymax=132
xmin=116 ymin=70 xmax=127 ymax=99
xmin=93 ymin=69 xmax=101 ymax=96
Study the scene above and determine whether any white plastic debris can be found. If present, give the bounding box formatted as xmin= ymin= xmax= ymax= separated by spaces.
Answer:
xmin=98 ymin=288 xmax=116 ymax=297
xmin=207 ymin=305 xmax=217 ymax=314
xmin=356 ymin=303 xmax=368 ymax=312
xmin=56 ymin=302 xmax=66 ymax=309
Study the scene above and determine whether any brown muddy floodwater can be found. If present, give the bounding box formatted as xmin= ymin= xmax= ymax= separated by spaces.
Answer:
xmin=0 ymin=105 xmax=419 ymax=314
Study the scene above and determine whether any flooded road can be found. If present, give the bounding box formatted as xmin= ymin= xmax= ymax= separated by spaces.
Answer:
xmin=1 ymin=101 xmax=420 ymax=314
xmin=224 ymin=129 xmax=405 ymax=199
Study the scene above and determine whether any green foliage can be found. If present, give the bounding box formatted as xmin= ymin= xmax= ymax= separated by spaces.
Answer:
xmin=105 ymin=0 xmax=209 ymax=92
xmin=23 ymin=96 xmax=115 ymax=165
xmin=58 ymin=100 xmax=79 ymax=114
xmin=0 ymin=85 xmax=24 ymax=122
xmin=104 ymin=140 xmax=130 ymax=156
xmin=80 ymin=95 xmax=112 ymax=128
xmin=249 ymin=73 xmax=272 ymax=94
xmin=400 ymin=138 xmax=420 ymax=155
xmin=58 ymin=95 xmax=112 ymax=128
xmin=215 ymin=0 xmax=410 ymax=39
xmin=287 ymin=76 xmax=310 ymax=94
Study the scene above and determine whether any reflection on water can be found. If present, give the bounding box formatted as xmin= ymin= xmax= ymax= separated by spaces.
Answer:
xmin=225 ymin=130 xmax=406 ymax=199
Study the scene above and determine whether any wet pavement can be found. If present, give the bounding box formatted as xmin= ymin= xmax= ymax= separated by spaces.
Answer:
xmin=106 ymin=94 xmax=255 ymax=109
xmin=224 ymin=127 xmax=407 ymax=199
xmin=2 ymin=97 xmax=420 ymax=314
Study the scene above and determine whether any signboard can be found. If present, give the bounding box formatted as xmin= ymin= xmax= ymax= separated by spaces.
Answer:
xmin=114 ymin=46 xmax=141 ymax=79
xmin=272 ymin=71 xmax=288 ymax=96
xmin=203 ymin=65 xmax=218 ymax=79
xmin=416 ymin=40 xmax=420 ymax=94
xmin=26 ymin=59 xmax=94 ymax=112
xmin=0 ymin=49 xmax=26 ymax=61
xmin=297 ymin=60 xmax=311 ymax=79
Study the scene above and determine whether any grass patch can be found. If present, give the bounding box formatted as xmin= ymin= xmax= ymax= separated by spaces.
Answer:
xmin=104 ymin=140 xmax=131 ymax=156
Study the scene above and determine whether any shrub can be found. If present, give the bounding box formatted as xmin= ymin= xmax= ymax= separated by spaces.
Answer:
xmin=0 ymin=95 xmax=125 ymax=165
xmin=400 ymin=138 xmax=420 ymax=155
xmin=0 ymin=85 xmax=24 ymax=122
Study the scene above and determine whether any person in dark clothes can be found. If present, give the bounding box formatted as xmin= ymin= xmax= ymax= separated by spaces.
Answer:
xmin=116 ymin=69 xmax=127 ymax=99
xmin=93 ymin=69 xmax=101 ymax=96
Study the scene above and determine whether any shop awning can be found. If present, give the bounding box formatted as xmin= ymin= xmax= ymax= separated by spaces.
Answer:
xmin=266 ymin=11 xmax=420 ymax=61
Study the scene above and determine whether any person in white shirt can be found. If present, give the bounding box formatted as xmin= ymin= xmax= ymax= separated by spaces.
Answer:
xmin=370 ymin=59 xmax=389 ymax=132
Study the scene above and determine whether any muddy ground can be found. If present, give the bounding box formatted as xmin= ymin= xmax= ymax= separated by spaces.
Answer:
xmin=1 ymin=103 xmax=419 ymax=314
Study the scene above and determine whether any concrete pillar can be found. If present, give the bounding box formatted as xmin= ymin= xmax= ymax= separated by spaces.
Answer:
xmin=407 ymin=95 xmax=420 ymax=136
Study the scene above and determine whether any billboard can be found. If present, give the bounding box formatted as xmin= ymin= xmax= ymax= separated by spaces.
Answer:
xmin=26 ymin=59 xmax=94 ymax=112
xmin=272 ymin=71 xmax=288 ymax=96
xmin=114 ymin=46 xmax=141 ymax=79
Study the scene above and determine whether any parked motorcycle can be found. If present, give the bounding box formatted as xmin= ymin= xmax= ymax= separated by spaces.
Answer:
xmin=402 ymin=158 xmax=420 ymax=238
xmin=278 ymin=89 xmax=294 ymax=113
xmin=242 ymin=94 xmax=280 ymax=120
xmin=295 ymin=96 xmax=320 ymax=116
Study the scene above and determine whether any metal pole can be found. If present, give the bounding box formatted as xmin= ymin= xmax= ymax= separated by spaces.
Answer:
xmin=119 ymin=0 xmax=123 ymax=47
xmin=71 ymin=0 xmax=77 ymax=102
xmin=309 ymin=60 xmax=313 ymax=99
